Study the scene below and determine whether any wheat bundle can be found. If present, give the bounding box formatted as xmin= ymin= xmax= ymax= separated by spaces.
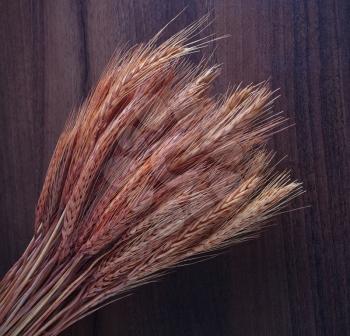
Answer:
xmin=0 ymin=19 xmax=302 ymax=336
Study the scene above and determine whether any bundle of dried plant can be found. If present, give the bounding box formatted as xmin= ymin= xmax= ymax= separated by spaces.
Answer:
xmin=0 ymin=19 xmax=302 ymax=336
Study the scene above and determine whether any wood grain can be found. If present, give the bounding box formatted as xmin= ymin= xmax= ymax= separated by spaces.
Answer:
xmin=1 ymin=0 xmax=349 ymax=335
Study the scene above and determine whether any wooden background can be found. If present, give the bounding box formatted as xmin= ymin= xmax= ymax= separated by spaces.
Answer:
xmin=1 ymin=0 xmax=349 ymax=335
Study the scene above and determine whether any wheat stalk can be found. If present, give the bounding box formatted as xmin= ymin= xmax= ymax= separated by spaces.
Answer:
xmin=0 ymin=18 xmax=302 ymax=336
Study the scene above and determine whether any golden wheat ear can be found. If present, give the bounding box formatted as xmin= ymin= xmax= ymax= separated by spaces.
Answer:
xmin=0 ymin=16 xmax=302 ymax=336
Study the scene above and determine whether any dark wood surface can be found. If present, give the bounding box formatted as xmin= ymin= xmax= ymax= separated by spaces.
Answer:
xmin=1 ymin=0 xmax=349 ymax=335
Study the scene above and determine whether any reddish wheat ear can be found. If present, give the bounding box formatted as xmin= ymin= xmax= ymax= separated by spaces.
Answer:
xmin=0 ymin=17 xmax=302 ymax=336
